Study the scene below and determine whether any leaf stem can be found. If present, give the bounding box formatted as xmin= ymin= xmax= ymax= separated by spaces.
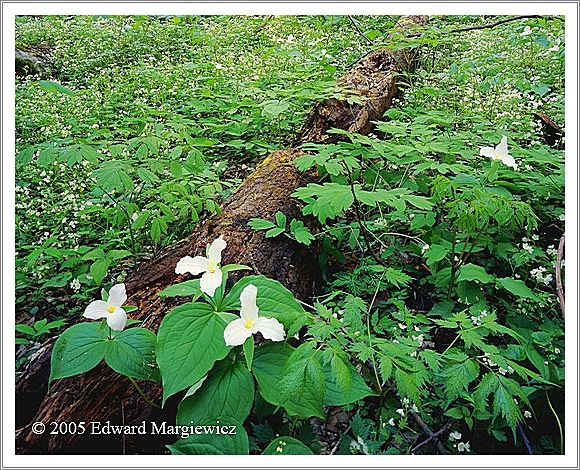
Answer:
xmin=545 ymin=389 xmax=563 ymax=454
xmin=128 ymin=376 xmax=160 ymax=409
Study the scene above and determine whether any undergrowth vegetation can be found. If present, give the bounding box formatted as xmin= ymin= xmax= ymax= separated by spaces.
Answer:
xmin=16 ymin=15 xmax=564 ymax=455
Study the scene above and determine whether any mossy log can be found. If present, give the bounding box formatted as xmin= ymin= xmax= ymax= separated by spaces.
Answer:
xmin=16 ymin=15 xmax=428 ymax=454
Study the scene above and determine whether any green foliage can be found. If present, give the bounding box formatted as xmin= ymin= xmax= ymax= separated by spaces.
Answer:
xmin=49 ymin=322 xmax=159 ymax=386
xmin=156 ymin=302 xmax=231 ymax=403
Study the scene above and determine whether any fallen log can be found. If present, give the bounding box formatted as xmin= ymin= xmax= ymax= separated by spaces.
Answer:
xmin=16 ymin=15 xmax=428 ymax=454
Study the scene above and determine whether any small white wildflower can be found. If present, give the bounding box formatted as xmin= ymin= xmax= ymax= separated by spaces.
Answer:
xmin=449 ymin=431 xmax=462 ymax=441
xmin=421 ymin=244 xmax=429 ymax=254
xmin=396 ymin=408 xmax=405 ymax=417
xmin=521 ymin=26 xmax=532 ymax=36
xmin=524 ymin=410 xmax=532 ymax=419
xmin=398 ymin=323 xmax=407 ymax=330
xmin=457 ymin=441 xmax=471 ymax=452
xmin=70 ymin=278 xmax=81 ymax=292
xmin=388 ymin=418 xmax=396 ymax=426
xmin=555 ymin=347 xmax=561 ymax=354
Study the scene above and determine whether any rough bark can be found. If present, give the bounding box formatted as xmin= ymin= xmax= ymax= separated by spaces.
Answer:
xmin=16 ymin=15 xmax=428 ymax=454
xmin=533 ymin=111 xmax=564 ymax=149
xmin=16 ymin=47 xmax=50 ymax=77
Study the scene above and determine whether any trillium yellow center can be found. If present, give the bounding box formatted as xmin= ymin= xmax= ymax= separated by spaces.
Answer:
xmin=208 ymin=260 xmax=217 ymax=273
xmin=107 ymin=305 xmax=116 ymax=314
xmin=244 ymin=319 xmax=254 ymax=329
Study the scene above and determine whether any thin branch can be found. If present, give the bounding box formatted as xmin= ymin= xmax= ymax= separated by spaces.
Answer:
xmin=408 ymin=15 xmax=546 ymax=38
xmin=348 ymin=15 xmax=374 ymax=45
xmin=555 ymin=234 xmax=565 ymax=318
xmin=389 ymin=383 xmax=447 ymax=454
xmin=410 ymin=420 xmax=452 ymax=454
xmin=517 ymin=423 xmax=534 ymax=455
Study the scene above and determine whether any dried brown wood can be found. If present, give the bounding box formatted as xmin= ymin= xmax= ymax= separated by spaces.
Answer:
xmin=16 ymin=15 xmax=428 ymax=454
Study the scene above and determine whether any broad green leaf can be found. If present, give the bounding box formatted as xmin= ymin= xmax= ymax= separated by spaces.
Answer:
xmin=223 ymin=275 xmax=307 ymax=328
xmin=157 ymin=303 xmax=230 ymax=403
xmin=456 ymin=263 xmax=495 ymax=283
xmin=176 ymin=360 xmax=253 ymax=425
xmin=167 ymin=418 xmax=249 ymax=455
xmin=49 ymin=323 xmax=109 ymax=386
xmin=90 ymin=259 xmax=110 ymax=285
xmin=105 ymin=328 xmax=159 ymax=382
xmin=262 ymin=436 xmax=314 ymax=455
xmin=38 ymin=80 xmax=74 ymax=95
xmin=425 ymin=244 xmax=449 ymax=266
xmin=497 ymin=278 xmax=538 ymax=300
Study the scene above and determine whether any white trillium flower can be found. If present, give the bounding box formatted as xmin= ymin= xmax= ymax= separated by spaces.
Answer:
xmin=175 ymin=236 xmax=227 ymax=297
xmin=479 ymin=136 xmax=517 ymax=169
xmin=83 ymin=283 xmax=127 ymax=331
xmin=223 ymin=284 xmax=285 ymax=346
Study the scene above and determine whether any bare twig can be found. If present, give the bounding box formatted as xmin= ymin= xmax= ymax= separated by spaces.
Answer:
xmin=390 ymin=383 xmax=447 ymax=454
xmin=555 ymin=234 xmax=565 ymax=318
xmin=408 ymin=15 xmax=544 ymax=38
xmin=410 ymin=411 xmax=448 ymax=454
xmin=410 ymin=420 xmax=452 ymax=454
xmin=348 ymin=15 xmax=374 ymax=45
xmin=329 ymin=424 xmax=351 ymax=455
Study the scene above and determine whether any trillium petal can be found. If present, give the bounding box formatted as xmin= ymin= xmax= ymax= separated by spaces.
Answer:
xmin=240 ymin=284 xmax=259 ymax=321
xmin=175 ymin=256 xmax=209 ymax=275
xmin=223 ymin=318 xmax=252 ymax=346
xmin=200 ymin=268 xmax=223 ymax=296
xmin=106 ymin=307 xmax=127 ymax=331
xmin=207 ymin=236 xmax=227 ymax=264
xmin=83 ymin=300 xmax=109 ymax=320
xmin=501 ymin=154 xmax=517 ymax=169
xmin=253 ymin=317 xmax=285 ymax=342
xmin=108 ymin=283 xmax=127 ymax=307
xmin=496 ymin=136 xmax=509 ymax=158
xmin=479 ymin=146 xmax=496 ymax=159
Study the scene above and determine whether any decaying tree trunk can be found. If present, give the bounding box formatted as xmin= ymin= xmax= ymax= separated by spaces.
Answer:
xmin=16 ymin=47 xmax=50 ymax=77
xmin=16 ymin=15 xmax=428 ymax=454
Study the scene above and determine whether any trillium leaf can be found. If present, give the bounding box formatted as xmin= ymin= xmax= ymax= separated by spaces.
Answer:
xmin=49 ymin=322 xmax=110 ymax=386
xmin=176 ymin=360 xmax=254 ymax=426
xmin=223 ymin=275 xmax=307 ymax=329
xmin=167 ymin=417 xmax=249 ymax=455
xmin=157 ymin=302 xmax=230 ymax=404
xmin=262 ymin=436 xmax=314 ymax=455
xmin=105 ymin=327 xmax=160 ymax=383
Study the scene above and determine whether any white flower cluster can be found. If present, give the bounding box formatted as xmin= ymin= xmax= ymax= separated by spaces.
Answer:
xmin=470 ymin=309 xmax=488 ymax=326
xmin=275 ymin=440 xmax=288 ymax=453
xmin=449 ymin=431 xmax=470 ymax=452
xmin=530 ymin=266 xmax=553 ymax=285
